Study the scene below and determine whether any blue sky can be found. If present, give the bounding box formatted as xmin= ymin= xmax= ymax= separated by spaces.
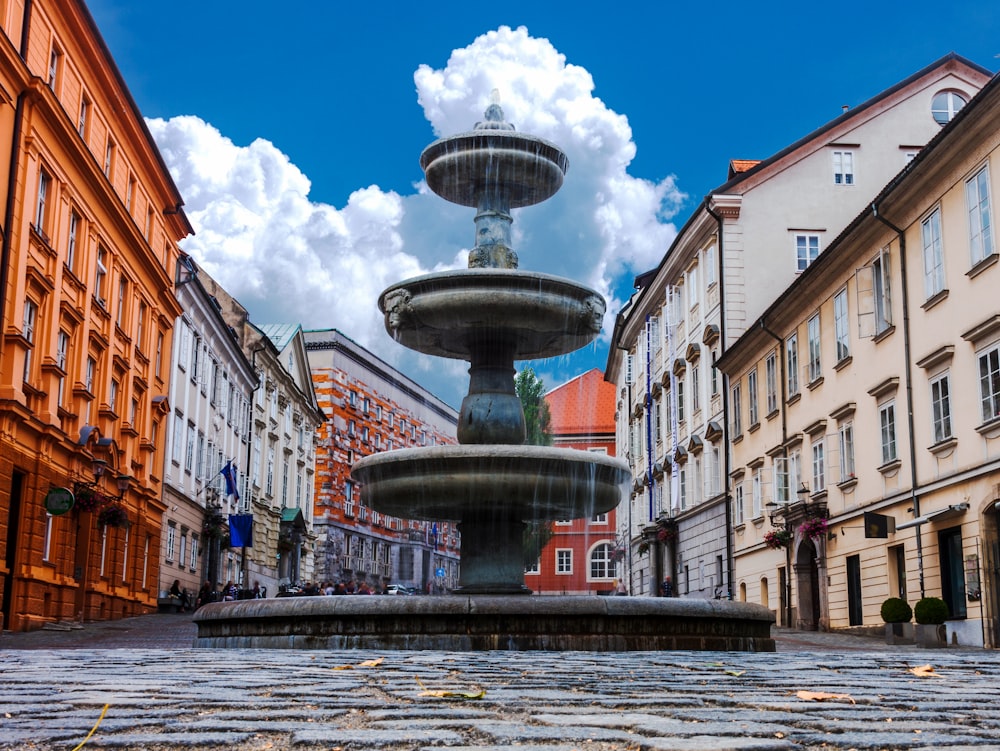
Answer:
xmin=87 ymin=1 xmax=998 ymax=409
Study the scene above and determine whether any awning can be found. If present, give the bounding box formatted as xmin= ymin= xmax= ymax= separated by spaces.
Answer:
xmin=895 ymin=503 xmax=969 ymax=531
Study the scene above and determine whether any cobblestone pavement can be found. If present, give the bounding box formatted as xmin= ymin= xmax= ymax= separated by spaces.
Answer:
xmin=1 ymin=612 xmax=998 ymax=750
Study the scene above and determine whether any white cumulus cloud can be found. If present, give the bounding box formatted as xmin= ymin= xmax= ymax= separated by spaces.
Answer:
xmin=147 ymin=26 xmax=683 ymax=406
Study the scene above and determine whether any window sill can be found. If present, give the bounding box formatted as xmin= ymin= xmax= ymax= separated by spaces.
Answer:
xmin=748 ymin=421 xmax=761 ymax=434
xmin=873 ymin=325 xmax=895 ymax=344
xmin=786 ymin=392 xmax=802 ymax=406
xmin=928 ymin=436 xmax=957 ymax=458
xmin=975 ymin=416 xmax=1000 ymax=440
xmin=921 ymin=288 xmax=949 ymax=311
xmin=837 ymin=476 xmax=858 ymax=492
xmin=731 ymin=433 xmax=744 ymax=444
xmin=765 ymin=408 xmax=780 ymax=422
xmin=877 ymin=458 xmax=902 ymax=477
xmin=967 ymin=252 xmax=998 ymax=279
xmin=834 ymin=356 xmax=853 ymax=372
xmin=807 ymin=376 xmax=825 ymax=391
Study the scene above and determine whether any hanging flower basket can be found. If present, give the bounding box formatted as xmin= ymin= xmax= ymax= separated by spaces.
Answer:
xmin=73 ymin=485 xmax=109 ymax=513
xmin=97 ymin=504 xmax=129 ymax=528
xmin=799 ymin=516 xmax=828 ymax=540
xmin=763 ymin=528 xmax=792 ymax=550
xmin=636 ymin=540 xmax=651 ymax=557
xmin=610 ymin=547 xmax=626 ymax=564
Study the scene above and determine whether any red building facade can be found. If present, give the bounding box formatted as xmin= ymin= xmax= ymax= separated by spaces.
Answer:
xmin=528 ymin=369 xmax=622 ymax=594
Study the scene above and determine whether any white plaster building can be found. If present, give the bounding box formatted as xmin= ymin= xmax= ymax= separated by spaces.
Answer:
xmin=160 ymin=256 xmax=256 ymax=601
xmin=606 ymin=54 xmax=992 ymax=598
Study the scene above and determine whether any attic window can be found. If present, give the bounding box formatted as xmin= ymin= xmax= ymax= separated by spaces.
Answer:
xmin=931 ymin=90 xmax=967 ymax=125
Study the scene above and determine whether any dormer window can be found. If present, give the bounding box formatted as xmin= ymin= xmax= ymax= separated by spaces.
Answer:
xmin=931 ymin=90 xmax=967 ymax=125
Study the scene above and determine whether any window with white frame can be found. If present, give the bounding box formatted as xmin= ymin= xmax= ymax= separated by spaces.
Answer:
xmin=22 ymin=299 xmax=37 ymax=382
xmin=78 ymin=96 xmax=89 ymax=137
xmin=589 ymin=543 xmax=614 ymax=580
xmin=834 ymin=288 xmax=850 ymax=361
xmin=679 ymin=466 xmax=687 ymax=509
xmin=691 ymin=362 xmax=700 ymax=412
xmin=590 ymin=512 xmax=608 ymax=524
xmin=832 ymin=150 xmax=855 ymax=185
xmin=775 ymin=451 xmax=800 ymax=504
xmin=978 ymin=343 xmax=1000 ymax=423
xmin=747 ymin=366 xmax=759 ymax=426
xmin=751 ymin=467 xmax=762 ymax=518
xmin=36 ymin=169 xmax=51 ymax=234
xmin=654 ymin=398 xmax=662 ymax=444
xmin=930 ymin=372 xmax=953 ymax=444
xmin=42 ymin=514 xmax=53 ymax=562
xmin=705 ymin=243 xmax=717 ymax=286
xmin=711 ymin=348 xmax=719 ymax=396
xmin=921 ymin=208 xmax=945 ymax=298
xmin=190 ymin=534 xmax=199 ymax=569
xmin=730 ymin=383 xmax=742 ymax=437
xmin=556 ymin=549 xmax=572 ymax=574
xmin=879 ymin=401 xmax=898 ymax=464
xmin=687 ymin=265 xmax=699 ymax=309
xmin=95 ymin=247 xmax=107 ymax=304
xmin=966 ymin=165 xmax=993 ymax=266
xmin=67 ymin=210 xmax=80 ymax=271
xmin=708 ymin=445 xmax=721 ymax=497
xmin=733 ymin=479 xmax=745 ymax=526
xmin=185 ymin=423 xmax=195 ymax=472
xmin=786 ymin=333 xmax=800 ymax=395
xmin=116 ymin=276 xmax=128 ymax=326
xmin=838 ymin=422 xmax=855 ymax=482
xmin=811 ymin=438 xmax=825 ymax=493
xmin=795 ymin=234 xmax=820 ymax=272
xmin=56 ymin=330 xmax=69 ymax=406
xmin=524 ymin=558 xmax=539 ymax=575
xmin=807 ymin=314 xmax=821 ymax=382
xmin=166 ymin=523 xmax=176 ymax=562
xmin=931 ymin=90 xmax=967 ymax=125
xmin=179 ymin=532 xmax=187 ymax=571
xmin=765 ymin=351 xmax=777 ymax=414
xmin=677 ymin=378 xmax=685 ymax=422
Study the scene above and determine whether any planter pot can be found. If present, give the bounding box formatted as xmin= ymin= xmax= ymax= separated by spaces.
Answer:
xmin=915 ymin=623 xmax=946 ymax=648
xmin=884 ymin=622 xmax=914 ymax=645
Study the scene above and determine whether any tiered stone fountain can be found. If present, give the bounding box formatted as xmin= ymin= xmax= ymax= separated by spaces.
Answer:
xmin=194 ymin=93 xmax=775 ymax=651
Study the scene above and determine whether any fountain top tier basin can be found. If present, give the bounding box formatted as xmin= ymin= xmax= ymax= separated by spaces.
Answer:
xmin=381 ymin=268 xmax=604 ymax=361
xmin=351 ymin=444 xmax=630 ymax=522
xmin=420 ymin=98 xmax=567 ymax=210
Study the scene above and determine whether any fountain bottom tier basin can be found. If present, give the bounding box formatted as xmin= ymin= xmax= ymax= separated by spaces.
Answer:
xmin=193 ymin=596 xmax=776 ymax=652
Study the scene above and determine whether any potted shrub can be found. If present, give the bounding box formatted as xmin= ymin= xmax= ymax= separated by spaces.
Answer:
xmin=913 ymin=596 xmax=949 ymax=648
xmin=880 ymin=597 xmax=913 ymax=644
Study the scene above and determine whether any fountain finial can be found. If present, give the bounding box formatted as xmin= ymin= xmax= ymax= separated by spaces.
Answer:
xmin=475 ymin=89 xmax=515 ymax=131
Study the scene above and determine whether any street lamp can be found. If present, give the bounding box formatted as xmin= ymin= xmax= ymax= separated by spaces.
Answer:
xmin=797 ymin=483 xmax=810 ymax=503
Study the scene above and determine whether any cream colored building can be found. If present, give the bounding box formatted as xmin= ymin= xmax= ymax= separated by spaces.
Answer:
xmin=607 ymin=54 xmax=991 ymax=598
xmin=719 ymin=70 xmax=1000 ymax=647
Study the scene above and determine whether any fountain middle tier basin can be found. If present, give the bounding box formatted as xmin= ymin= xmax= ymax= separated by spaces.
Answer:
xmin=380 ymin=269 xmax=605 ymax=361
xmin=350 ymin=444 xmax=630 ymax=521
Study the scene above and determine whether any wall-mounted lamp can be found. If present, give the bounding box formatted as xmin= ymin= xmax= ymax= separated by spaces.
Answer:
xmin=175 ymin=254 xmax=197 ymax=286
xmin=797 ymin=483 xmax=811 ymax=502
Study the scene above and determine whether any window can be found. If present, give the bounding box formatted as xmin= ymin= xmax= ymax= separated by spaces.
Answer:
xmin=589 ymin=543 xmax=613 ymax=580
xmin=85 ymin=356 xmax=95 ymax=393
xmin=838 ymin=422 xmax=855 ymax=482
xmin=676 ymin=378 xmax=685 ymax=422
xmin=679 ymin=466 xmax=687 ymax=509
xmin=832 ymin=150 xmax=854 ymax=185
xmin=155 ymin=332 xmax=164 ymax=378
xmin=786 ymin=333 xmax=799 ymax=395
xmin=705 ymin=243 xmax=717 ymax=286
xmin=126 ymin=176 xmax=135 ymax=213
xmin=67 ymin=211 xmax=80 ymax=271
xmin=764 ymin=352 xmax=778 ymax=414
xmin=116 ymin=277 xmax=128 ymax=326
xmin=178 ymin=533 xmax=187 ymax=573
xmin=691 ymin=362 xmax=700 ymax=412
xmin=190 ymin=535 xmax=199 ymax=569
xmin=751 ymin=468 xmax=762 ymax=518
xmin=35 ymin=169 xmax=51 ymax=235
xmin=42 ymin=514 xmax=54 ymax=562
xmin=811 ymin=439 xmax=825 ymax=493
xmin=556 ymin=549 xmax=572 ymax=575
xmin=711 ymin=349 xmax=719 ymax=396
xmin=730 ymin=383 xmax=742 ymax=437
xmin=109 ymin=378 xmax=119 ymax=414
xmin=136 ymin=302 xmax=146 ymax=352
xmin=747 ymin=367 xmax=758 ymax=426
xmin=979 ymin=344 xmax=1000 ymax=423
xmin=834 ymin=289 xmax=849 ymax=361
xmin=104 ymin=139 xmax=115 ymax=177
xmin=47 ymin=45 xmax=61 ymax=91
xmin=22 ymin=300 xmax=37 ymax=382
xmin=873 ymin=248 xmax=892 ymax=333
xmin=795 ymin=234 xmax=820 ymax=272
xmin=733 ymin=481 xmax=745 ymax=526
xmin=524 ymin=558 xmax=539 ymax=575
xmin=966 ymin=165 xmax=993 ymax=266
xmin=931 ymin=90 xmax=967 ymax=125
xmin=56 ymin=330 xmax=69 ymax=406
xmin=166 ymin=523 xmax=176 ymax=562
xmin=879 ymin=401 xmax=897 ymax=464
xmin=590 ymin=512 xmax=608 ymax=524
xmin=807 ymin=314 xmax=821 ymax=382
xmin=687 ymin=265 xmax=699 ymax=309
xmin=78 ymin=96 xmax=90 ymax=138
xmin=95 ymin=247 xmax=107 ymax=304
xmin=930 ymin=373 xmax=953 ymax=443
xmin=921 ymin=208 xmax=945 ymax=298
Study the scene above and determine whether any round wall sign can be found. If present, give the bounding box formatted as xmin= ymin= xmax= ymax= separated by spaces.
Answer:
xmin=45 ymin=487 xmax=75 ymax=516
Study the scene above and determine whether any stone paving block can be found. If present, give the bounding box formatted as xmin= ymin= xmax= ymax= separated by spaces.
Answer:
xmin=643 ymin=737 xmax=797 ymax=751
xmin=82 ymin=731 xmax=254 ymax=747
xmin=292 ymin=726 xmax=465 ymax=746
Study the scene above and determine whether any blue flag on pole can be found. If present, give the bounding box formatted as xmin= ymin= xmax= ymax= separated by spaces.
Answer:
xmin=220 ymin=460 xmax=240 ymax=501
xmin=229 ymin=514 xmax=253 ymax=548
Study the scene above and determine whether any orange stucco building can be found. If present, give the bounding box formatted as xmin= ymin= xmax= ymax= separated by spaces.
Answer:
xmin=529 ymin=369 xmax=622 ymax=594
xmin=0 ymin=1 xmax=191 ymax=630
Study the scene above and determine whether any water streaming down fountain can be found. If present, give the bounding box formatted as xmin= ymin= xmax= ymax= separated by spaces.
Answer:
xmin=194 ymin=92 xmax=775 ymax=650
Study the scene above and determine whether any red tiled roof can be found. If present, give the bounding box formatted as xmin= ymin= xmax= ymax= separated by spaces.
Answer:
xmin=545 ymin=369 xmax=616 ymax=436
xmin=728 ymin=159 xmax=761 ymax=179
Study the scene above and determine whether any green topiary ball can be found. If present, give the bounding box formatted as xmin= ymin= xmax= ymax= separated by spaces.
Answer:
xmin=914 ymin=596 xmax=949 ymax=625
xmin=880 ymin=597 xmax=912 ymax=623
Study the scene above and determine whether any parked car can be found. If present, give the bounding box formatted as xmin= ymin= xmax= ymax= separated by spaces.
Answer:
xmin=385 ymin=584 xmax=415 ymax=595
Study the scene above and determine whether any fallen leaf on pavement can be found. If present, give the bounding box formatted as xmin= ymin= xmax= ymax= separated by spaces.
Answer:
xmin=796 ymin=690 xmax=856 ymax=703
xmin=416 ymin=676 xmax=485 ymax=700
xmin=909 ymin=664 xmax=942 ymax=678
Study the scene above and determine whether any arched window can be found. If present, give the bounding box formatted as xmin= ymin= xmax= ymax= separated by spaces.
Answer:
xmin=931 ymin=90 xmax=967 ymax=125
xmin=589 ymin=542 xmax=614 ymax=580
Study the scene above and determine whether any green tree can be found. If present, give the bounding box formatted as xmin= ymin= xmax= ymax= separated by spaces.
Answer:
xmin=514 ymin=367 xmax=552 ymax=446
xmin=514 ymin=367 xmax=554 ymax=565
